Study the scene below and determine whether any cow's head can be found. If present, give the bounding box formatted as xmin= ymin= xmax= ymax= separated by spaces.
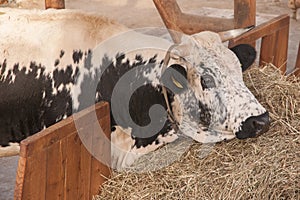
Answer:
xmin=161 ymin=30 xmax=269 ymax=143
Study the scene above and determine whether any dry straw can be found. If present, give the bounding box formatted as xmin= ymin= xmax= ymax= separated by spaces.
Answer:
xmin=96 ymin=64 xmax=300 ymax=200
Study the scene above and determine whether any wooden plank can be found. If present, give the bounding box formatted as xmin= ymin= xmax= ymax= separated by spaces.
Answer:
xmin=15 ymin=151 xmax=47 ymax=200
xmin=273 ymin=24 xmax=289 ymax=73
xmin=229 ymin=14 xmax=290 ymax=48
xmin=14 ymin=102 xmax=111 ymax=199
xmin=89 ymin=115 xmax=111 ymax=198
xmin=234 ymin=0 xmax=256 ymax=28
xmin=234 ymin=0 xmax=256 ymax=47
xmin=45 ymin=141 xmax=66 ymax=200
xmin=14 ymin=157 xmax=26 ymax=200
xmin=90 ymin=156 xmax=111 ymax=198
xmin=259 ymin=33 xmax=277 ymax=66
xmin=45 ymin=0 xmax=65 ymax=9
xmin=21 ymin=102 xmax=109 ymax=157
xmin=294 ymin=42 xmax=300 ymax=77
xmin=152 ymin=0 xmax=184 ymax=43
xmin=178 ymin=13 xmax=234 ymax=34
xmin=64 ymin=133 xmax=81 ymax=200
xmin=78 ymin=142 xmax=92 ymax=200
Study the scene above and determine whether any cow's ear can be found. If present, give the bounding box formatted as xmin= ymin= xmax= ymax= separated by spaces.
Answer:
xmin=161 ymin=64 xmax=188 ymax=94
xmin=230 ymin=44 xmax=256 ymax=72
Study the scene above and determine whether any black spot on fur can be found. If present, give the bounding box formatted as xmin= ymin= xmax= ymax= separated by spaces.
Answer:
xmin=84 ymin=49 xmax=93 ymax=70
xmin=60 ymin=50 xmax=65 ymax=58
xmin=199 ymin=102 xmax=211 ymax=126
xmin=54 ymin=59 xmax=60 ymax=67
xmin=91 ymin=53 xmax=174 ymax=148
xmin=0 ymin=60 xmax=79 ymax=146
xmin=72 ymin=50 xmax=83 ymax=64
xmin=0 ymin=52 xmax=175 ymax=149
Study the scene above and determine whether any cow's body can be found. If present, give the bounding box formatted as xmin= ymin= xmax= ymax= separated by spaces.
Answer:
xmin=0 ymin=8 xmax=269 ymax=169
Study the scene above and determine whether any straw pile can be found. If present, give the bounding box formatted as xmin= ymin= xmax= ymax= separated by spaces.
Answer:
xmin=96 ymin=65 xmax=300 ymax=200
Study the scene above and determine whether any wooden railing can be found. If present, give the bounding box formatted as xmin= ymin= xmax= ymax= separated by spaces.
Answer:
xmin=229 ymin=14 xmax=290 ymax=74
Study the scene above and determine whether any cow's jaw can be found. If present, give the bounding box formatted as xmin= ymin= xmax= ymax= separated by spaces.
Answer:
xmin=171 ymin=91 xmax=236 ymax=143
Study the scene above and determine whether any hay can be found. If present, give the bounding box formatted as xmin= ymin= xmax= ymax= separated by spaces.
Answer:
xmin=96 ymin=65 xmax=300 ymax=200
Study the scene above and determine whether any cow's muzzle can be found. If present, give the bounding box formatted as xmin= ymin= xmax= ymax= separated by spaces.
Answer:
xmin=236 ymin=112 xmax=270 ymax=139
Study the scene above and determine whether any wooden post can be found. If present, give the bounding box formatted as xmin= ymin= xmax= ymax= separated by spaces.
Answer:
xmin=272 ymin=23 xmax=289 ymax=73
xmin=45 ymin=0 xmax=65 ymax=9
xmin=232 ymin=0 xmax=256 ymax=47
xmin=234 ymin=0 xmax=256 ymax=28
xmin=152 ymin=0 xmax=182 ymax=43
xmin=294 ymin=42 xmax=300 ymax=76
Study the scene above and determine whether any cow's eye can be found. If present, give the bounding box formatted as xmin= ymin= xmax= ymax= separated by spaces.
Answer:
xmin=200 ymin=75 xmax=215 ymax=90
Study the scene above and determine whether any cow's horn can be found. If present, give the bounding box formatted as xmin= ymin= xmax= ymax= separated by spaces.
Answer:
xmin=218 ymin=25 xmax=254 ymax=42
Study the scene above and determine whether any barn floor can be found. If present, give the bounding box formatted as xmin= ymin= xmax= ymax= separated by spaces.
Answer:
xmin=0 ymin=156 xmax=18 ymax=200
xmin=0 ymin=0 xmax=299 ymax=199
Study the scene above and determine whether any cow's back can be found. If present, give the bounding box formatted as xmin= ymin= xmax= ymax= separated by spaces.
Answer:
xmin=0 ymin=8 xmax=128 ymax=71
xmin=0 ymin=8 xmax=128 ymax=146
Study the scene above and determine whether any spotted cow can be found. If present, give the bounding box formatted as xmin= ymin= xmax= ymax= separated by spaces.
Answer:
xmin=0 ymin=8 xmax=269 ymax=168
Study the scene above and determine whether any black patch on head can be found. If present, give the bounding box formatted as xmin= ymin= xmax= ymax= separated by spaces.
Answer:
xmin=199 ymin=101 xmax=211 ymax=127
xmin=230 ymin=44 xmax=256 ymax=72
xmin=72 ymin=50 xmax=83 ymax=64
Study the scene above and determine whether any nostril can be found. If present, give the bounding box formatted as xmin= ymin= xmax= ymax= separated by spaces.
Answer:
xmin=252 ymin=120 xmax=265 ymax=131
xmin=251 ymin=112 xmax=270 ymax=133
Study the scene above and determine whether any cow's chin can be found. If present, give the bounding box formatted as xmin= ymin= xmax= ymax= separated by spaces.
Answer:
xmin=235 ymin=127 xmax=268 ymax=139
xmin=207 ymin=128 xmax=236 ymax=142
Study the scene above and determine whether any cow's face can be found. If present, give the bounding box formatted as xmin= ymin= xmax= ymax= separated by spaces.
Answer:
xmin=162 ymin=31 xmax=269 ymax=143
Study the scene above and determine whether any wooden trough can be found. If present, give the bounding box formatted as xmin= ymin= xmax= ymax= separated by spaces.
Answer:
xmin=14 ymin=102 xmax=111 ymax=200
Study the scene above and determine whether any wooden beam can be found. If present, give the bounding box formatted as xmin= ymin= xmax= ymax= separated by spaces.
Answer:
xmin=234 ymin=0 xmax=256 ymax=28
xmin=272 ymin=23 xmax=289 ymax=73
xmin=294 ymin=41 xmax=300 ymax=76
xmin=152 ymin=0 xmax=182 ymax=43
xmin=45 ymin=0 xmax=65 ymax=9
xmin=229 ymin=15 xmax=290 ymax=47
xmin=229 ymin=14 xmax=290 ymax=74
xmin=259 ymin=33 xmax=276 ymax=66
xmin=234 ymin=0 xmax=256 ymax=46
xmin=178 ymin=13 xmax=235 ymax=34
xmin=153 ymin=0 xmax=235 ymax=43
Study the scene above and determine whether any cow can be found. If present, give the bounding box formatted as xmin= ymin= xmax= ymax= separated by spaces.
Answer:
xmin=0 ymin=8 xmax=269 ymax=169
